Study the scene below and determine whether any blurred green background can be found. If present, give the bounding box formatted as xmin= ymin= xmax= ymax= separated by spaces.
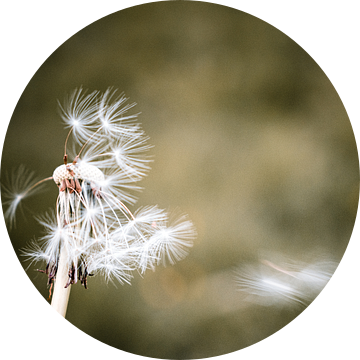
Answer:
xmin=1 ymin=1 xmax=358 ymax=359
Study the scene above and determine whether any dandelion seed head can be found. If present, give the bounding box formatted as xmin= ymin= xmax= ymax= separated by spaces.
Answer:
xmin=5 ymin=87 xmax=196 ymax=290
xmin=52 ymin=163 xmax=105 ymax=185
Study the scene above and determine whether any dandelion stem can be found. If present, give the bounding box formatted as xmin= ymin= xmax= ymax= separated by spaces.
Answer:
xmin=51 ymin=245 xmax=71 ymax=317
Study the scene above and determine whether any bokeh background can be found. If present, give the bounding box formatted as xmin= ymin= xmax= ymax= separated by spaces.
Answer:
xmin=1 ymin=1 xmax=359 ymax=359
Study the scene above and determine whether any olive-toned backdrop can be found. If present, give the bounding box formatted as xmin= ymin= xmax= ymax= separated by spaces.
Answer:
xmin=1 ymin=1 xmax=358 ymax=359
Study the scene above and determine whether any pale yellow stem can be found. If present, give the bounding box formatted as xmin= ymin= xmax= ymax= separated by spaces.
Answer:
xmin=51 ymin=245 xmax=71 ymax=317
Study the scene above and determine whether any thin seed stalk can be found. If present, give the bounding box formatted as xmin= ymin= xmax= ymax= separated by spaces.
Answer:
xmin=51 ymin=245 xmax=71 ymax=317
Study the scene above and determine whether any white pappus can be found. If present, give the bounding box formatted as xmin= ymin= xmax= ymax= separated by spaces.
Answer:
xmin=2 ymin=87 xmax=196 ymax=292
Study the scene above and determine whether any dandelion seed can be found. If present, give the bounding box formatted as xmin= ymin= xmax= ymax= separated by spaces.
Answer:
xmin=234 ymin=253 xmax=337 ymax=308
xmin=2 ymin=87 xmax=196 ymax=317
xmin=58 ymin=87 xmax=100 ymax=145
xmin=1 ymin=165 xmax=51 ymax=228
